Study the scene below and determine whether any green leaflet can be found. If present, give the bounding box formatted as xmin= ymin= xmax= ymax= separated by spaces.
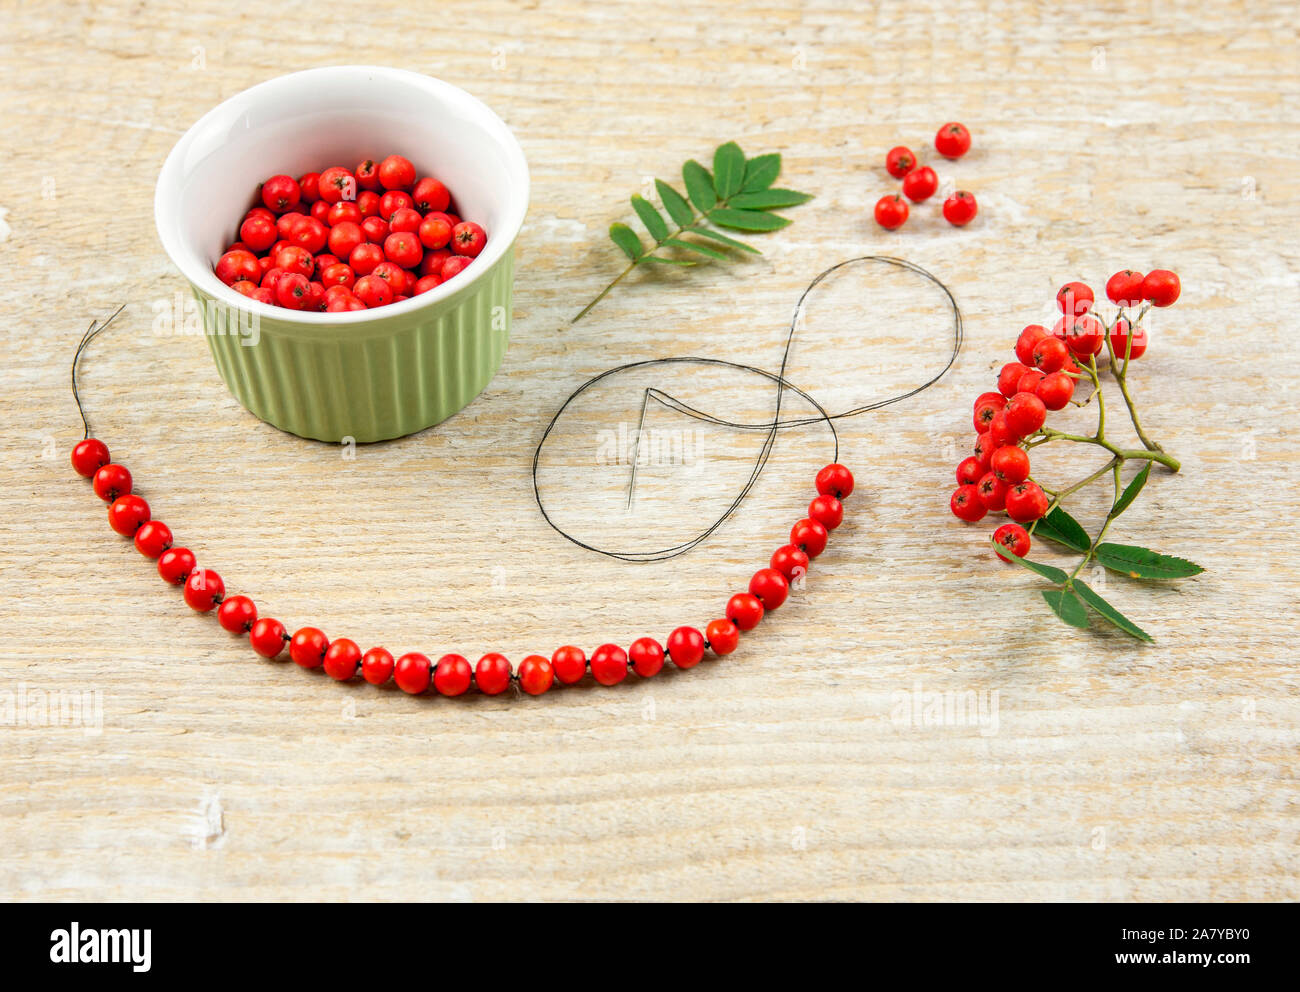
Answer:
xmin=1034 ymin=506 xmax=1091 ymax=553
xmin=609 ymin=223 xmax=642 ymax=261
xmin=682 ymin=160 xmax=716 ymax=212
xmin=655 ymin=180 xmax=694 ymax=227
xmin=630 ymin=195 xmax=669 ymax=242
xmin=663 ymin=237 xmax=727 ymax=261
xmin=710 ymin=207 xmax=792 ymax=232
xmin=741 ymin=153 xmax=781 ymax=192
xmin=1042 ymin=588 xmax=1090 ymax=628
xmin=1074 ymin=580 xmax=1153 ymax=642
xmin=1094 ymin=543 xmax=1205 ymax=579
xmin=712 ymin=141 xmax=746 ymax=199
xmin=728 ymin=189 xmax=814 ymax=210
xmin=691 ymin=228 xmax=760 ymax=253
xmin=1109 ymin=462 xmax=1151 ymax=519
xmin=1002 ymin=547 xmax=1070 ymax=585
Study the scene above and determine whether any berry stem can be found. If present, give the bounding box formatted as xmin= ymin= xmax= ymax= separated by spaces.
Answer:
xmin=1110 ymin=362 xmax=1175 ymax=468
xmin=1029 ymin=456 xmax=1120 ymax=537
xmin=1097 ymin=304 xmax=1180 ymax=472
xmin=1030 ymin=431 xmax=1180 ymax=472
xmin=1066 ymin=463 xmax=1123 ymax=582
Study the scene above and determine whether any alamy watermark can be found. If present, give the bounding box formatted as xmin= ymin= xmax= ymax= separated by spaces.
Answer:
xmin=596 ymin=422 xmax=699 ymax=466
xmin=152 ymin=292 xmax=260 ymax=346
xmin=0 ymin=683 xmax=103 ymax=736
xmin=889 ymin=680 xmax=1000 ymax=736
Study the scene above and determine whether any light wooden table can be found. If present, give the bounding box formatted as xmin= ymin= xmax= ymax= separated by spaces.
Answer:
xmin=1 ymin=0 xmax=1297 ymax=902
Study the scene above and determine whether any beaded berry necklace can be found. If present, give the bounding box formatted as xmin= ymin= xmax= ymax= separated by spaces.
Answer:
xmin=70 ymin=256 xmax=960 ymax=700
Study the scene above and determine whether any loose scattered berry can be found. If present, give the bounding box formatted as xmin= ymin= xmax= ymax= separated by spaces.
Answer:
xmin=885 ymin=146 xmax=917 ymax=178
xmin=874 ymin=194 xmax=909 ymax=230
xmin=934 ymin=122 xmax=972 ymax=159
xmin=901 ymin=166 xmax=938 ymax=203
xmin=942 ymin=190 xmax=977 ymax=226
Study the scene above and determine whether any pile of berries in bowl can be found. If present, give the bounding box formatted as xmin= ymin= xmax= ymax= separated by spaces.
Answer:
xmin=214 ymin=154 xmax=488 ymax=312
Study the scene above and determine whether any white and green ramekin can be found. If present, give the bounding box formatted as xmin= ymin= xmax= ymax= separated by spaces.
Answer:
xmin=154 ymin=66 xmax=529 ymax=443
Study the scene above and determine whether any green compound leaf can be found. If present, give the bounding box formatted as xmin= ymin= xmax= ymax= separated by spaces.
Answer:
xmin=630 ymin=195 xmax=669 ymax=242
xmin=691 ymin=228 xmax=760 ymax=253
xmin=1109 ymin=462 xmax=1151 ymax=520
xmin=663 ymin=237 xmax=727 ymax=261
xmin=741 ymin=153 xmax=781 ymax=192
xmin=1034 ymin=506 xmax=1091 ymax=553
xmin=655 ymin=180 xmax=695 ymax=227
xmin=712 ymin=141 xmax=746 ymax=199
xmin=682 ymin=160 xmax=717 ymax=212
xmin=710 ymin=207 xmax=793 ymax=232
xmin=728 ymin=188 xmax=814 ymax=210
xmin=609 ymin=223 xmax=643 ymax=261
xmin=575 ymin=143 xmax=809 ymax=321
xmin=1074 ymin=580 xmax=1154 ymax=642
xmin=1042 ymin=588 xmax=1090 ymax=628
xmin=1095 ymin=543 xmax=1205 ymax=579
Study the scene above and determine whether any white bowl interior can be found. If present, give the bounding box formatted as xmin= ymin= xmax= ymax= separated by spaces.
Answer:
xmin=156 ymin=67 xmax=529 ymax=324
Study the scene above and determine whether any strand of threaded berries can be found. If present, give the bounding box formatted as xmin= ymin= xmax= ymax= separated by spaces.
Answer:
xmin=72 ymin=439 xmax=854 ymax=697
xmin=949 ymin=267 xmax=1183 ymax=562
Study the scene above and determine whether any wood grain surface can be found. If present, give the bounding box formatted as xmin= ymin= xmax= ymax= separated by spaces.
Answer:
xmin=1 ymin=0 xmax=1297 ymax=902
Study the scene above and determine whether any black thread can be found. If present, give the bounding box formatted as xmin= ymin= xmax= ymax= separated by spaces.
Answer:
xmin=70 ymin=258 xmax=961 ymax=566
xmin=71 ymin=304 xmax=126 ymax=440
xmin=531 ymin=256 xmax=962 ymax=562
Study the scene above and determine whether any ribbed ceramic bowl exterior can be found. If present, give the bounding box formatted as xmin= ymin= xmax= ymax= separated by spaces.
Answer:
xmin=196 ymin=250 xmax=513 ymax=442
xmin=155 ymin=67 xmax=529 ymax=443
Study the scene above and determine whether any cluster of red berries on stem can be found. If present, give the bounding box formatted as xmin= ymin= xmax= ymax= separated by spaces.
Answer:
xmin=213 ymin=154 xmax=488 ymax=312
xmin=71 ymin=433 xmax=853 ymax=698
xmin=876 ymin=122 xmax=977 ymax=231
xmin=950 ymin=267 xmax=1184 ymax=563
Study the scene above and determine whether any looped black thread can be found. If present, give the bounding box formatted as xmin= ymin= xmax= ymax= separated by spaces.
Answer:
xmin=531 ymin=255 xmax=962 ymax=563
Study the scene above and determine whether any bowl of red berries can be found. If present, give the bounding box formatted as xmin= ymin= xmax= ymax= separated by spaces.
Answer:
xmin=155 ymin=66 xmax=529 ymax=442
